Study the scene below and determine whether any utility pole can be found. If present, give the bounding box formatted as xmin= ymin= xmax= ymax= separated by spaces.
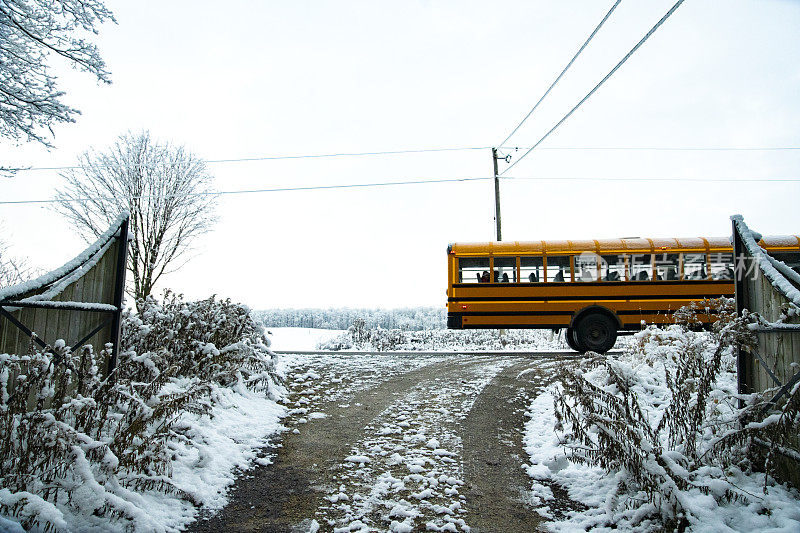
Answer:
xmin=492 ymin=148 xmax=502 ymax=242
xmin=492 ymin=148 xmax=507 ymax=343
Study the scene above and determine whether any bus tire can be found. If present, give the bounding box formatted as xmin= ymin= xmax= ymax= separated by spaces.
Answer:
xmin=565 ymin=327 xmax=583 ymax=353
xmin=575 ymin=313 xmax=617 ymax=354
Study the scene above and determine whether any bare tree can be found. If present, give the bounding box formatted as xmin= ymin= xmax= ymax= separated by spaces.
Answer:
xmin=55 ymin=131 xmax=217 ymax=301
xmin=0 ymin=227 xmax=34 ymax=289
xmin=0 ymin=0 xmax=114 ymax=147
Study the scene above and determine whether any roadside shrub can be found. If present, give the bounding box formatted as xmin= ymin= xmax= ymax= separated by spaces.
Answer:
xmin=553 ymin=298 xmax=799 ymax=529
xmin=0 ymin=292 xmax=281 ymax=531
xmin=123 ymin=290 xmax=280 ymax=395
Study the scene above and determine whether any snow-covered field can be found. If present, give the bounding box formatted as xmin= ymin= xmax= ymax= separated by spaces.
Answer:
xmin=266 ymin=327 xmax=347 ymax=351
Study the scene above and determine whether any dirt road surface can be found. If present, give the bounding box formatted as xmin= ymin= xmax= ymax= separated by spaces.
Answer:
xmin=191 ymin=353 xmax=579 ymax=532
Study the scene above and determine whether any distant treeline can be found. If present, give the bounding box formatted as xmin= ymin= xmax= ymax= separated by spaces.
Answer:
xmin=253 ymin=307 xmax=446 ymax=330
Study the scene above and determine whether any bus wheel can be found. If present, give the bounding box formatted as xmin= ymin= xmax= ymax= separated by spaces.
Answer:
xmin=565 ymin=327 xmax=583 ymax=353
xmin=575 ymin=313 xmax=617 ymax=354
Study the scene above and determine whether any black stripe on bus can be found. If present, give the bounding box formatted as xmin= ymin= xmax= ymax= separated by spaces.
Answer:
xmin=449 ymin=309 xmax=721 ymax=318
xmin=448 ymin=294 xmax=730 ymax=302
xmin=457 ymin=323 xmax=567 ymax=330
xmin=452 ymin=280 xmax=732 ymax=288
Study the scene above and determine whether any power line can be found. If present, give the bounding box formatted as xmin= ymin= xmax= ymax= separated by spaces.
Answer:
xmin=0 ymin=176 xmax=493 ymax=205
xmin=7 ymin=146 xmax=492 ymax=172
xmin=497 ymin=0 xmax=622 ymax=148
xmin=501 ymin=0 xmax=687 ymax=176
xmin=3 ymin=173 xmax=798 ymax=206
xmin=500 ymin=146 xmax=800 ymax=152
xmin=206 ymin=146 xmax=491 ymax=163
xmin=504 ymin=175 xmax=800 ymax=183
xmin=6 ymin=144 xmax=799 ymax=174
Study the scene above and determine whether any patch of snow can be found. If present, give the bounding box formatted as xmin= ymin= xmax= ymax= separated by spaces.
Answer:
xmin=266 ymin=327 xmax=347 ymax=351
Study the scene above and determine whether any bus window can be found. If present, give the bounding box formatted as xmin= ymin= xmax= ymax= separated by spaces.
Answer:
xmin=655 ymin=253 xmax=680 ymax=281
xmin=683 ymin=254 xmax=707 ymax=280
xmin=628 ymin=254 xmax=652 ymax=281
xmin=521 ymin=257 xmax=543 ymax=282
xmin=459 ymin=257 xmax=489 ymax=283
xmin=494 ymin=257 xmax=517 ymax=282
xmin=574 ymin=253 xmax=600 ymax=282
xmin=600 ymin=255 xmax=625 ymax=281
xmin=771 ymin=252 xmax=800 ymax=275
xmin=710 ymin=252 xmax=734 ymax=280
xmin=546 ymin=256 xmax=571 ymax=282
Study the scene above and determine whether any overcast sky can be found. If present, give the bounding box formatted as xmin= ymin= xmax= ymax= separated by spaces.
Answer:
xmin=2 ymin=0 xmax=799 ymax=309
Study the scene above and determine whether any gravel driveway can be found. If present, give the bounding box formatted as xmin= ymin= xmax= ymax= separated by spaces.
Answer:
xmin=190 ymin=353 xmax=574 ymax=532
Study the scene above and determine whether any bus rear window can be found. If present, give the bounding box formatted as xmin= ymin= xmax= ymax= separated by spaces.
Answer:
xmin=521 ymin=257 xmax=543 ymax=282
xmin=459 ymin=257 xmax=489 ymax=283
xmin=683 ymin=254 xmax=707 ymax=280
xmin=710 ymin=252 xmax=734 ymax=280
xmin=546 ymin=256 xmax=571 ymax=282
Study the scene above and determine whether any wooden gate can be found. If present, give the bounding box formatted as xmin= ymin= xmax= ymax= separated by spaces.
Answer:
xmin=732 ymin=214 xmax=800 ymax=487
xmin=0 ymin=213 xmax=129 ymax=375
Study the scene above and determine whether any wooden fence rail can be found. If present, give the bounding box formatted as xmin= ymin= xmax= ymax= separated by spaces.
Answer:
xmin=0 ymin=213 xmax=129 ymax=376
xmin=732 ymin=214 xmax=800 ymax=488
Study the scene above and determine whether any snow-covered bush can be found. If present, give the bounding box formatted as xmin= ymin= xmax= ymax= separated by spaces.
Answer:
xmin=123 ymin=290 xmax=280 ymax=395
xmin=255 ymin=306 xmax=447 ymax=330
xmin=551 ymin=298 xmax=800 ymax=530
xmin=0 ymin=292 xmax=282 ymax=531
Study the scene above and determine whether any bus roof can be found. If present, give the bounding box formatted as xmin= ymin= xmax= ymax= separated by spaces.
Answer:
xmin=448 ymin=235 xmax=800 ymax=255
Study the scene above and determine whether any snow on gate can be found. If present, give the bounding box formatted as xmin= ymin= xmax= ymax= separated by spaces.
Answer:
xmin=732 ymin=214 xmax=800 ymax=488
xmin=0 ymin=213 xmax=129 ymax=378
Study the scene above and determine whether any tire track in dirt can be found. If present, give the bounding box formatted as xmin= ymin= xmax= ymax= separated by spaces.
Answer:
xmin=191 ymin=355 xmax=570 ymax=532
xmin=191 ymin=356 xmax=488 ymax=532
xmin=461 ymin=359 xmax=560 ymax=533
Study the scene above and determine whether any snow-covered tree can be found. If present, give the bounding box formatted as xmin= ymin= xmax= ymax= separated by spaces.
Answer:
xmin=0 ymin=0 xmax=114 ymax=147
xmin=54 ymin=131 xmax=217 ymax=301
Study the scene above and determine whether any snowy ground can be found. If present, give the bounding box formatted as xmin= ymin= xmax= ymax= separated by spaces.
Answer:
xmin=266 ymin=327 xmax=347 ymax=351
xmin=160 ymin=382 xmax=286 ymax=528
xmin=521 ymin=342 xmax=800 ymax=532
xmin=193 ymin=348 xmax=557 ymax=532
xmin=308 ymin=357 xmax=515 ymax=532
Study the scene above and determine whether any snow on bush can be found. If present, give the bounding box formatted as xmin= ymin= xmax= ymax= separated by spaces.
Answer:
xmin=525 ymin=299 xmax=800 ymax=531
xmin=318 ymin=318 xmax=578 ymax=351
xmin=0 ymin=291 xmax=285 ymax=532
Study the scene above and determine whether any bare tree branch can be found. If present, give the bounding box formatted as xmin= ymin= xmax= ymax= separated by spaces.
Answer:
xmin=0 ymin=0 xmax=115 ymax=146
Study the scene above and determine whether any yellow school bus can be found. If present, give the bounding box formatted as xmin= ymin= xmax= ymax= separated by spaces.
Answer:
xmin=446 ymin=236 xmax=800 ymax=353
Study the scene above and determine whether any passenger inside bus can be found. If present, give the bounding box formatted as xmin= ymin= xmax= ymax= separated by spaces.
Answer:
xmin=554 ymin=269 xmax=565 ymax=282
xmin=501 ymin=273 xmax=509 ymax=282
xmin=714 ymin=267 xmax=734 ymax=280
xmin=480 ymin=271 xmax=490 ymax=283
xmin=528 ymin=272 xmax=539 ymax=282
